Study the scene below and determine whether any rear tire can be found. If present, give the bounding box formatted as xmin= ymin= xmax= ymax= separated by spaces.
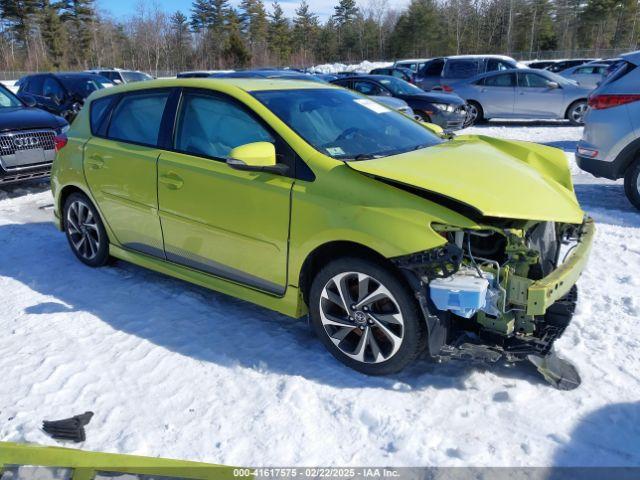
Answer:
xmin=566 ymin=100 xmax=588 ymax=125
xmin=624 ymin=159 xmax=640 ymax=210
xmin=63 ymin=192 xmax=110 ymax=267
xmin=309 ymin=257 xmax=427 ymax=375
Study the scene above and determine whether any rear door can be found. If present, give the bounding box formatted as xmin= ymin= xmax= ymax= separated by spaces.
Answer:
xmin=157 ymin=89 xmax=294 ymax=293
xmin=84 ymin=89 xmax=171 ymax=257
xmin=515 ymin=72 xmax=564 ymax=118
xmin=475 ymin=72 xmax=516 ymax=117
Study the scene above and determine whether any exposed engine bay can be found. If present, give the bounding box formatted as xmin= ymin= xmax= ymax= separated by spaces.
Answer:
xmin=393 ymin=219 xmax=592 ymax=390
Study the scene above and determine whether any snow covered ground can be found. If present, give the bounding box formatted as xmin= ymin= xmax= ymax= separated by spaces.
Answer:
xmin=0 ymin=122 xmax=639 ymax=467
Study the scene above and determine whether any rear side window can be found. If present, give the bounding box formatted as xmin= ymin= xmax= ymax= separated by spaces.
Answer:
xmin=444 ymin=60 xmax=480 ymax=79
xmin=107 ymin=91 xmax=169 ymax=146
xmin=90 ymin=96 xmax=113 ymax=134
xmin=174 ymin=92 xmax=274 ymax=159
xmin=600 ymin=61 xmax=636 ymax=88
xmin=483 ymin=73 xmax=515 ymax=87
xmin=422 ymin=59 xmax=444 ymax=76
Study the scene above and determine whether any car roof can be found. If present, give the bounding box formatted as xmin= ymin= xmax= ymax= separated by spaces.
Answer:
xmin=446 ymin=54 xmax=516 ymax=61
xmin=88 ymin=78 xmax=337 ymax=101
xmin=621 ymin=50 xmax=640 ymax=65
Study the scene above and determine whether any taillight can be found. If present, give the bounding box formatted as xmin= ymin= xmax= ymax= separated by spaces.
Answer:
xmin=441 ymin=84 xmax=454 ymax=93
xmin=588 ymin=94 xmax=640 ymax=110
xmin=54 ymin=134 xmax=68 ymax=152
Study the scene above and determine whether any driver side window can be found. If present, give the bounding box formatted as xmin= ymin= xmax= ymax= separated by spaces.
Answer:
xmin=174 ymin=92 xmax=274 ymax=160
xmin=43 ymin=78 xmax=64 ymax=99
xmin=353 ymin=81 xmax=383 ymax=96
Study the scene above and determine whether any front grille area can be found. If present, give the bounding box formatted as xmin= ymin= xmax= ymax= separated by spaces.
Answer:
xmin=0 ymin=129 xmax=56 ymax=156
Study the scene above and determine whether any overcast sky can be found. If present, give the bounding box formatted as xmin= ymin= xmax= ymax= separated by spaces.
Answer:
xmin=98 ymin=0 xmax=409 ymax=21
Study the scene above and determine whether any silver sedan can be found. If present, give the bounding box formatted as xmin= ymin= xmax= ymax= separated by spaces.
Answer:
xmin=446 ymin=68 xmax=593 ymax=125
xmin=559 ymin=63 xmax=609 ymax=90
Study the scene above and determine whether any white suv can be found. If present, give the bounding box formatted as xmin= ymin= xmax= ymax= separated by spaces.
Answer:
xmin=576 ymin=50 xmax=640 ymax=209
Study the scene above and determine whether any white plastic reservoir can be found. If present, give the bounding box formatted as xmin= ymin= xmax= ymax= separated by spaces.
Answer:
xmin=429 ymin=272 xmax=489 ymax=318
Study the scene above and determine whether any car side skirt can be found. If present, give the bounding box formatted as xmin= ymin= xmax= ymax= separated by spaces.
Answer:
xmin=109 ymin=244 xmax=307 ymax=318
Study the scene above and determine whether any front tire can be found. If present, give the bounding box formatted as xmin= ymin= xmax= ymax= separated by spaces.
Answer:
xmin=566 ymin=100 xmax=588 ymax=125
xmin=309 ymin=257 xmax=427 ymax=375
xmin=63 ymin=192 xmax=110 ymax=267
xmin=624 ymin=159 xmax=640 ymax=210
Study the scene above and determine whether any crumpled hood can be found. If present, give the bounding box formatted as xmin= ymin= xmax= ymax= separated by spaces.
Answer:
xmin=346 ymin=134 xmax=584 ymax=224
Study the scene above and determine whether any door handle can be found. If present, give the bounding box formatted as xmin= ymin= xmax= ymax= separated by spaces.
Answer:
xmin=159 ymin=172 xmax=184 ymax=190
xmin=86 ymin=154 xmax=104 ymax=169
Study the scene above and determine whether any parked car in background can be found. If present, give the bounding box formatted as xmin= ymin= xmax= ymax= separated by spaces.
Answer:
xmin=393 ymin=58 xmax=430 ymax=72
xmin=447 ymin=68 xmax=591 ymax=125
xmin=559 ymin=63 xmax=609 ymax=90
xmin=0 ymin=83 xmax=68 ymax=185
xmin=51 ymin=77 xmax=592 ymax=387
xmin=576 ymin=51 xmax=640 ymax=209
xmin=177 ymin=70 xmax=235 ymax=78
xmin=415 ymin=55 xmax=521 ymax=91
xmin=215 ymin=70 xmax=414 ymax=116
xmin=86 ymin=68 xmax=153 ymax=84
xmin=527 ymin=60 xmax=558 ymax=70
xmin=369 ymin=66 xmax=416 ymax=83
xmin=16 ymin=72 xmax=112 ymax=122
xmin=331 ymin=75 xmax=467 ymax=130
xmin=546 ymin=59 xmax=597 ymax=72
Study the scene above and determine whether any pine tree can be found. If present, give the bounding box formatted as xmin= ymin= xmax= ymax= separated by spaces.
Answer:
xmin=170 ymin=11 xmax=191 ymax=70
xmin=60 ymin=0 xmax=95 ymax=67
xmin=292 ymin=0 xmax=319 ymax=64
xmin=224 ymin=7 xmax=251 ymax=66
xmin=240 ymin=0 xmax=268 ymax=64
xmin=0 ymin=0 xmax=37 ymax=46
xmin=268 ymin=1 xmax=291 ymax=65
xmin=39 ymin=0 xmax=66 ymax=68
xmin=191 ymin=0 xmax=214 ymax=32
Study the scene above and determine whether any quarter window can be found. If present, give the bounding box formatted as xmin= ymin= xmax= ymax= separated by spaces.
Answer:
xmin=107 ymin=91 xmax=169 ymax=146
xmin=174 ymin=92 xmax=274 ymax=159
xmin=90 ymin=96 xmax=113 ymax=134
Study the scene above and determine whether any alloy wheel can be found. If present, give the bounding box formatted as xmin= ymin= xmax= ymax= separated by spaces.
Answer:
xmin=464 ymin=104 xmax=478 ymax=127
xmin=319 ymin=271 xmax=404 ymax=364
xmin=570 ymin=102 xmax=588 ymax=124
xmin=66 ymin=200 xmax=101 ymax=261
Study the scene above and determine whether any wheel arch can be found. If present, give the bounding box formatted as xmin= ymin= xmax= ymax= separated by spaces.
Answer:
xmin=298 ymin=240 xmax=398 ymax=306
xmin=564 ymin=98 xmax=588 ymax=119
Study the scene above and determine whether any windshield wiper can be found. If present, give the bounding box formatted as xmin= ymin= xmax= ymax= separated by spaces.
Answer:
xmin=350 ymin=153 xmax=380 ymax=161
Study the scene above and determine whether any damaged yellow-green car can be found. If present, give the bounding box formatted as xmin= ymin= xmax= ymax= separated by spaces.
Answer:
xmin=51 ymin=79 xmax=594 ymax=389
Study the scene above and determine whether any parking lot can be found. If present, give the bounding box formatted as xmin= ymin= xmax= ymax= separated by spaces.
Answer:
xmin=0 ymin=121 xmax=638 ymax=467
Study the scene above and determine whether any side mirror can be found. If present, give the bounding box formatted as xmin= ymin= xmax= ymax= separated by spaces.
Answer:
xmin=226 ymin=142 xmax=289 ymax=174
xmin=547 ymin=81 xmax=559 ymax=89
xmin=19 ymin=94 xmax=36 ymax=107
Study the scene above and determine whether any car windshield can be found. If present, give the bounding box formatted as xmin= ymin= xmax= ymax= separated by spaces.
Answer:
xmin=121 ymin=71 xmax=153 ymax=82
xmin=377 ymin=77 xmax=422 ymax=95
xmin=0 ymin=86 xmax=22 ymax=108
xmin=252 ymin=88 xmax=442 ymax=160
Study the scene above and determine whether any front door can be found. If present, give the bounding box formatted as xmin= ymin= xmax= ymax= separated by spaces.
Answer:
xmin=157 ymin=89 xmax=294 ymax=294
xmin=515 ymin=72 xmax=565 ymax=118
xmin=84 ymin=89 xmax=171 ymax=257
